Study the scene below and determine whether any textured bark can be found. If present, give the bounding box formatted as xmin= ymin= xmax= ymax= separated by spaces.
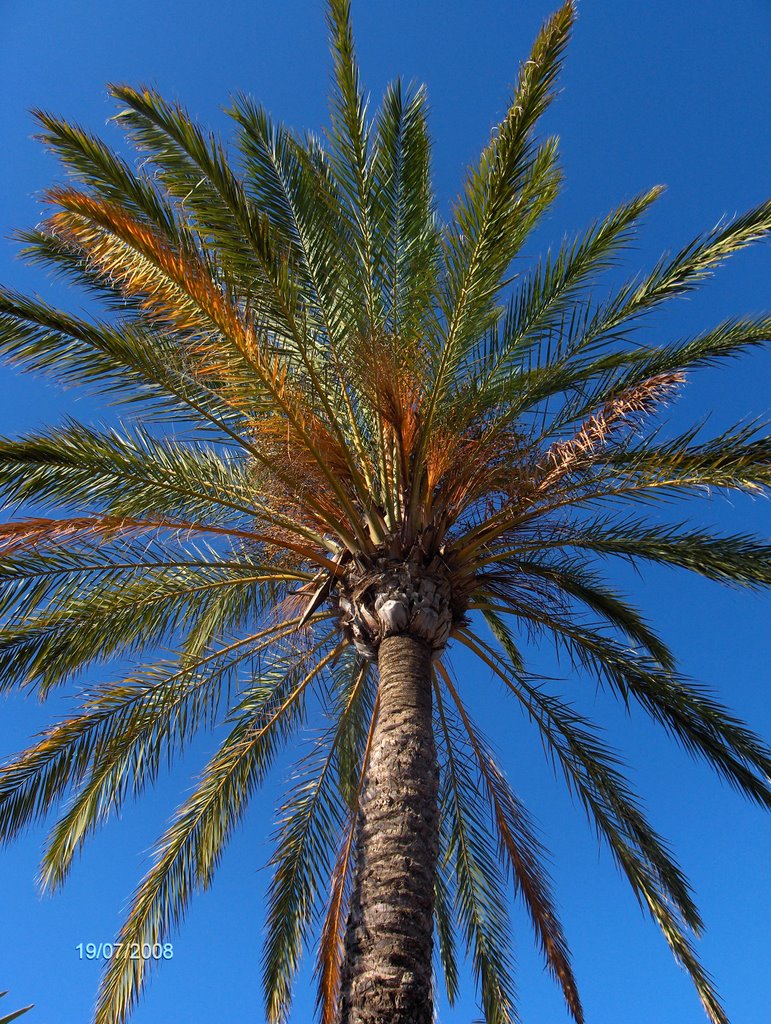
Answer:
xmin=333 ymin=555 xmax=456 ymax=661
xmin=337 ymin=634 xmax=438 ymax=1024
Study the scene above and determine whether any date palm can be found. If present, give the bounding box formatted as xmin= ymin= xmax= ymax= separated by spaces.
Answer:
xmin=1 ymin=2 xmax=770 ymax=1022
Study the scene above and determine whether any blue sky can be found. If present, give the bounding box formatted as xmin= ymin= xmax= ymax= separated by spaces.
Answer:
xmin=1 ymin=1 xmax=770 ymax=1022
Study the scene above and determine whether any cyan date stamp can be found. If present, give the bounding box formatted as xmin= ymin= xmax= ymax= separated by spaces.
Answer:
xmin=76 ymin=942 xmax=174 ymax=961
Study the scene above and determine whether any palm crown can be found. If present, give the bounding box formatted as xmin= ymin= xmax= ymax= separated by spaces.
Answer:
xmin=1 ymin=2 xmax=770 ymax=1023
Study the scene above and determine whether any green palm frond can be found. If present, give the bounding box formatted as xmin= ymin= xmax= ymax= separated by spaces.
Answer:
xmin=478 ymin=558 xmax=675 ymax=669
xmin=552 ymin=316 xmax=771 ymax=432
xmin=0 ymin=421 xmax=256 ymax=521
xmin=531 ymin=517 xmax=771 ymax=588
xmin=433 ymin=831 xmax=461 ymax=1007
xmin=0 ymin=290 xmax=226 ymax=422
xmin=325 ymin=0 xmax=381 ymax=332
xmin=313 ymin=685 xmax=379 ymax=1024
xmin=93 ymin=639 xmax=339 ymax=1024
xmin=457 ymin=626 xmax=729 ymax=1023
xmin=438 ymin=663 xmax=583 ymax=1023
xmin=469 ymin=184 xmax=664 ymax=388
xmin=32 ymin=109 xmax=183 ymax=239
xmin=461 ymin=627 xmax=703 ymax=923
xmin=435 ymin=682 xmax=518 ymax=1024
xmin=107 ymin=83 xmax=298 ymax=331
xmin=0 ymin=540 xmax=303 ymax=622
xmin=371 ymin=80 xmax=437 ymax=340
xmin=427 ymin=4 xmax=571 ymax=427
xmin=0 ymin=550 xmax=283 ymax=693
xmin=231 ymin=98 xmax=350 ymax=342
xmin=263 ymin=652 xmax=373 ymax=1023
xmin=599 ymin=420 xmax=771 ymax=496
xmin=228 ymin=96 xmax=379 ymax=484
xmin=0 ymin=616 xmax=320 ymax=852
xmin=494 ymin=606 xmax=771 ymax=807
xmin=562 ymin=200 xmax=771 ymax=362
xmin=481 ymin=199 xmax=771 ymax=430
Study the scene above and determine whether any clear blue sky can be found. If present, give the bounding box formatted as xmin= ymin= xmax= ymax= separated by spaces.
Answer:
xmin=1 ymin=1 xmax=770 ymax=1022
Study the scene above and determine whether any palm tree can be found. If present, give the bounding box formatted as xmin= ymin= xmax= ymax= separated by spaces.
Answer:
xmin=0 ymin=1 xmax=769 ymax=1021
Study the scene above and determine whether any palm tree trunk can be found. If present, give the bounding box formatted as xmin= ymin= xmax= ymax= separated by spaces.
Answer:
xmin=337 ymin=633 xmax=438 ymax=1024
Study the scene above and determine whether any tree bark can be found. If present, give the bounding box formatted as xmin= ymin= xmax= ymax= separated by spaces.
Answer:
xmin=337 ymin=633 xmax=438 ymax=1024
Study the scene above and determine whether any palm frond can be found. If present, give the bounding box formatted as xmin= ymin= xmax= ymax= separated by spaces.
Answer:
xmin=434 ymin=829 xmax=461 ymax=1008
xmin=93 ymin=640 xmax=339 ymax=1024
xmin=478 ymin=559 xmax=675 ymax=669
xmin=314 ymin=685 xmax=378 ymax=1024
xmin=599 ymin=421 xmax=771 ymax=497
xmin=0 ymin=289 xmax=242 ymax=429
xmin=532 ymin=517 xmax=771 ymax=589
xmin=0 ymin=617 xmax=322 ymax=851
xmin=426 ymin=1 xmax=574 ymax=423
xmin=469 ymin=184 xmax=664 ymax=392
xmin=438 ymin=663 xmax=583 ymax=1023
xmin=0 ymin=993 xmax=33 ymax=1024
xmin=0 ymin=421 xmax=256 ymax=522
xmin=108 ymin=83 xmax=301 ymax=334
xmin=456 ymin=626 xmax=729 ymax=1024
xmin=371 ymin=79 xmax=438 ymax=340
xmin=549 ymin=199 xmax=771 ymax=372
xmin=434 ymin=681 xmax=518 ymax=1024
xmin=263 ymin=653 xmax=372 ymax=1023
xmin=231 ymin=98 xmax=349 ymax=344
xmin=0 ymin=545 xmax=289 ymax=693
xmin=229 ymin=97 xmax=379 ymax=489
xmin=489 ymin=605 xmax=771 ymax=807
xmin=325 ymin=0 xmax=381 ymax=331
xmin=552 ymin=317 xmax=771 ymax=432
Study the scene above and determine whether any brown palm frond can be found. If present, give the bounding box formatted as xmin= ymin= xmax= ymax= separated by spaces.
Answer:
xmin=46 ymin=193 xmax=294 ymax=410
xmin=541 ymin=372 xmax=685 ymax=486
xmin=316 ymin=830 xmax=353 ymax=1024
xmin=451 ymin=372 xmax=686 ymax=566
xmin=368 ymin=355 xmax=424 ymax=475
xmin=429 ymin=423 xmax=532 ymax=524
xmin=46 ymin=190 xmax=376 ymax=545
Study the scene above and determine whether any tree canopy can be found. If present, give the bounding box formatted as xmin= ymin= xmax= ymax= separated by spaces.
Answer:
xmin=0 ymin=2 xmax=770 ymax=1022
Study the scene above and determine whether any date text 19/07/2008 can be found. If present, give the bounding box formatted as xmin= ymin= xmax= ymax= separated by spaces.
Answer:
xmin=75 ymin=942 xmax=174 ymax=961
